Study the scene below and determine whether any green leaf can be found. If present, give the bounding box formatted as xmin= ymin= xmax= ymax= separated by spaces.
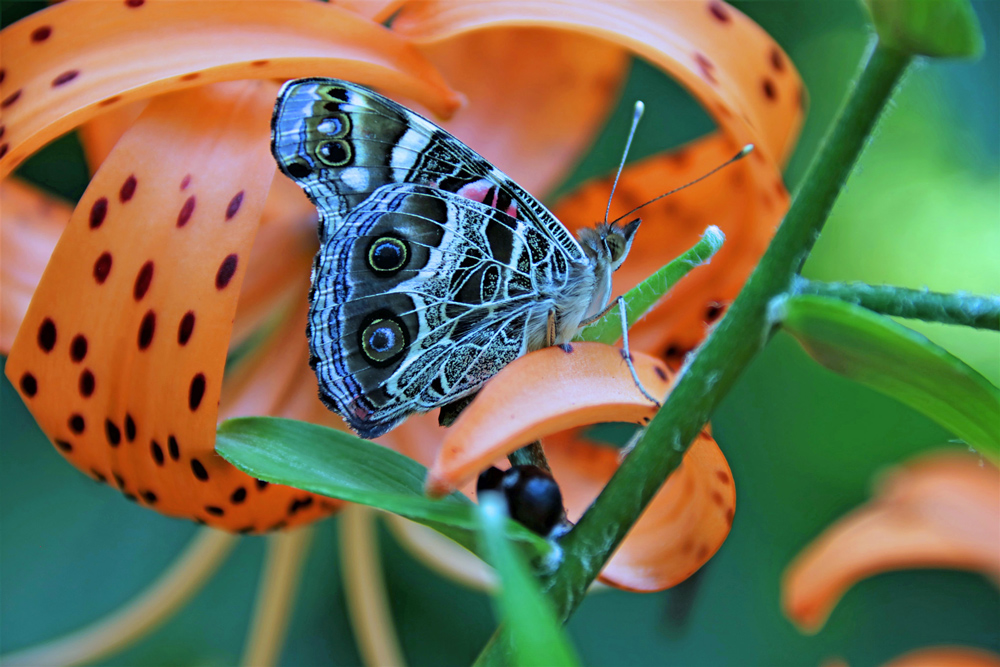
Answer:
xmin=779 ymin=295 xmax=1000 ymax=461
xmin=866 ymin=0 xmax=984 ymax=59
xmin=574 ymin=226 xmax=725 ymax=345
xmin=216 ymin=417 xmax=551 ymax=557
xmin=477 ymin=494 xmax=580 ymax=667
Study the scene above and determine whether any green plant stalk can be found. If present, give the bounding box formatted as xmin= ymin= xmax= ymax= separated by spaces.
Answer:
xmin=794 ymin=278 xmax=1000 ymax=330
xmin=475 ymin=39 xmax=913 ymax=664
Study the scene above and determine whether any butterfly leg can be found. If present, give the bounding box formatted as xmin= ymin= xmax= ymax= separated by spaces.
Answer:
xmin=547 ymin=309 xmax=574 ymax=353
xmin=617 ymin=297 xmax=661 ymax=406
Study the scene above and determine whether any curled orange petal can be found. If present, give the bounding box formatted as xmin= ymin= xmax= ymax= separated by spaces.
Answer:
xmin=881 ymin=647 xmax=1000 ymax=667
xmin=1 ymin=178 xmax=70 ymax=353
xmin=425 ymin=343 xmax=671 ymax=496
xmin=415 ymin=28 xmax=628 ymax=196
xmin=545 ymin=427 xmax=734 ymax=591
xmin=77 ymin=100 xmax=147 ymax=173
xmin=4 ymin=81 xmax=332 ymax=532
xmin=783 ymin=452 xmax=1000 ymax=633
xmin=0 ymin=0 xmax=460 ymax=177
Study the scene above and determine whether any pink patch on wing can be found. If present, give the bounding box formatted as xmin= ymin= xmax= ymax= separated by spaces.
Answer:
xmin=456 ymin=179 xmax=495 ymax=205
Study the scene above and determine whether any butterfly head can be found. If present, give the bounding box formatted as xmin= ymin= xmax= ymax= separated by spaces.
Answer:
xmin=578 ymin=218 xmax=641 ymax=272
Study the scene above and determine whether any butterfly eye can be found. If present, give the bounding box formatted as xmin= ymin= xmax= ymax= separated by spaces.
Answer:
xmin=361 ymin=318 xmax=407 ymax=364
xmin=316 ymin=140 xmax=352 ymax=167
xmin=367 ymin=237 xmax=408 ymax=273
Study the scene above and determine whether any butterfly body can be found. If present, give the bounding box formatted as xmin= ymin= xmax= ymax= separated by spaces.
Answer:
xmin=271 ymin=79 xmax=637 ymax=438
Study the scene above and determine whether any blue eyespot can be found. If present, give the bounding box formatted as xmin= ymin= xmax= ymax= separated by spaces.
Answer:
xmin=367 ymin=237 xmax=408 ymax=273
xmin=360 ymin=317 xmax=406 ymax=364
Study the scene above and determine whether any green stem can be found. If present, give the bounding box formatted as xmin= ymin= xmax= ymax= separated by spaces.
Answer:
xmin=794 ymin=278 xmax=1000 ymax=330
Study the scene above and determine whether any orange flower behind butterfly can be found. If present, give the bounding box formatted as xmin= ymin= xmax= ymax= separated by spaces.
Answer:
xmin=1 ymin=0 xmax=803 ymax=591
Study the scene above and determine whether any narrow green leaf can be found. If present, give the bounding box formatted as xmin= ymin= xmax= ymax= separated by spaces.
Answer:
xmin=216 ymin=417 xmax=551 ymax=557
xmin=779 ymin=295 xmax=1000 ymax=461
xmin=866 ymin=0 xmax=984 ymax=59
xmin=477 ymin=494 xmax=580 ymax=667
xmin=574 ymin=225 xmax=725 ymax=344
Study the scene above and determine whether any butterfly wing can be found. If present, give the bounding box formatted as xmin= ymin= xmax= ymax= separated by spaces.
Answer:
xmin=310 ymin=183 xmax=581 ymax=437
xmin=271 ymin=78 xmax=585 ymax=257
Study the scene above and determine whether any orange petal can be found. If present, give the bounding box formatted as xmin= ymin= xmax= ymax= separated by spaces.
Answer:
xmin=882 ymin=647 xmax=1000 ymax=667
xmin=425 ymin=342 xmax=671 ymax=496
xmin=77 ymin=100 xmax=147 ymax=173
xmin=4 ymin=81 xmax=333 ymax=533
xmin=392 ymin=0 xmax=805 ymax=165
xmin=783 ymin=452 xmax=1000 ymax=633
xmin=414 ymin=28 xmax=628 ymax=196
xmin=0 ymin=178 xmax=70 ymax=353
xmin=0 ymin=0 xmax=460 ymax=178
xmin=554 ymin=133 xmax=786 ymax=359
xmin=545 ymin=427 xmax=734 ymax=591
xmin=335 ymin=0 xmax=406 ymax=23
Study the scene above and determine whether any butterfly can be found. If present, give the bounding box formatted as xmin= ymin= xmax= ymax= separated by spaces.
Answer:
xmin=271 ymin=78 xmax=641 ymax=439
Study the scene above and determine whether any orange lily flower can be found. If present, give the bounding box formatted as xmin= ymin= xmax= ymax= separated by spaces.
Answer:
xmin=2 ymin=0 xmax=803 ymax=591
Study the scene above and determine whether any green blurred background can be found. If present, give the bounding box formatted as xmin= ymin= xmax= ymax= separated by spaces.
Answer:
xmin=2 ymin=1 xmax=998 ymax=665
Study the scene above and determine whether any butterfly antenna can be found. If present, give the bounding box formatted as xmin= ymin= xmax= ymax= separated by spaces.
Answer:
xmin=609 ymin=144 xmax=755 ymax=226
xmin=604 ymin=100 xmax=645 ymax=225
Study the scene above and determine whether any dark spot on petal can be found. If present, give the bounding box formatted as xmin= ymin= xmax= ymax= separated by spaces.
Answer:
xmin=0 ymin=126 xmax=5 ymax=140
xmin=770 ymin=47 xmax=785 ymax=72
xmin=88 ymin=199 xmax=109 ymax=231
xmin=255 ymin=479 xmax=269 ymax=490
xmin=55 ymin=439 xmax=73 ymax=452
xmin=0 ymin=69 xmax=5 ymax=84
xmin=708 ymin=1 xmax=730 ymax=22
xmin=178 ymin=311 xmax=195 ymax=345
xmin=215 ymin=254 xmax=238 ymax=289
xmin=125 ymin=0 xmax=144 ymax=6
xmin=69 ymin=414 xmax=85 ymax=433
xmin=94 ymin=252 xmax=113 ymax=283
xmin=180 ymin=72 xmax=200 ymax=81
xmin=38 ymin=318 xmax=56 ymax=352
xmin=113 ymin=473 xmax=125 ymax=489
xmin=225 ymin=191 xmax=244 ymax=220
xmin=176 ymin=195 xmax=195 ymax=227
xmin=705 ymin=303 xmax=724 ymax=322
xmin=71 ymin=334 xmax=88 ymax=362
xmin=138 ymin=310 xmax=156 ymax=349
xmin=125 ymin=413 xmax=136 ymax=442
xmin=288 ymin=496 xmax=314 ymax=515
xmin=31 ymin=26 xmax=52 ymax=42
xmin=168 ymin=435 xmax=180 ymax=460
xmin=693 ymin=52 xmax=716 ymax=84
xmin=190 ymin=458 xmax=209 ymax=481
xmin=20 ymin=372 xmax=38 ymax=397
xmin=2 ymin=90 xmax=22 ymax=109
xmin=230 ymin=487 xmax=247 ymax=504
xmin=142 ymin=490 xmax=157 ymax=504
xmin=695 ymin=544 xmax=709 ymax=560
xmin=180 ymin=174 xmax=191 ymax=190
xmin=133 ymin=261 xmax=153 ymax=300
xmin=189 ymin=373 xmax=206 ymax=410
xmin=250 ymin=59 xmax=269 ymax=67
xmin=123 ymin=493 xmax=137 ymax=503
xmin=716 ymin=470 xmax=730 ymax=485
xmin=0 ymin=144 xmax=7 ymax=159
xmin=237 ymin=526 xmax=255 ymax=535
xmin=653 ymin=366 xmax=667 ymax=381
xmin=91 ymin=469 xmax=107 ymax=483
xmin=119 ymin=174 xmax=137 ymax=202
xmin=725 ymin=507 xmax=734 ymax=525
xmin=205 ymin=505 xmax=225 ymax=516
xmin=105 ymin=418 xmax=121 ymax=447
xmin=151 ymin=440 xmax=164 ymax=465
xmin=99 ymin=95 xmax=122 ymax=107
xmin=711 ymin=490 xmax=725 ymax=506
xmin=79 ymin=369 xmax=95 ymax=397
xmin=52 ymin=70 xmax=79 ymax=87
xmin=762 ymin=78 xmax=777 ymax=101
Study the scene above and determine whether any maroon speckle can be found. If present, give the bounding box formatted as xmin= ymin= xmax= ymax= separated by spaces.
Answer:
xmin=231 ymin=487 xmax=247 ymax=503
xmin=176 ymin=195 xmax=196 ymax=227
xmin=55 ymin=439 xmax=73 ymax=453
xmin=653 ymin=366 xmax=667 ymax=381
xmin=205 ymin=505 xmax=225 ymax=516
xmin=94 ymin=252 xmax=113 ymax=283
xmin=180 ymin=72 xmax=200 ymax=82
xmin=168 ymin=435 xmax=180 ymax=460
xmin=20 ymin=372 xmax=38 ymax=397
xmin=99 ymin=95 xmax=122 ymax=107
xmin=695 ymin=544 xmax=710 ymax=560
xmin=250 ymin=60 xmax=269 ymax=67
xmin=215 ymin=254 xmax=238 ymax=289
xmin=69 ymin=414 xmax=85 ymax=434
xmin=92 ymin=469 xmax=107 ymax=483
xmin=225 ymin=191 xmax=244 ymax=220
xmin=125 ymin=414 xmax=136 ymax=442
xmin=0 ymin=126 xmax=5 ymax=140
xmin=151 ymin=440 xmax=165 ymax=465
xmin=119 ymin=174 xmax=137 ymax=202
xmin=725 ymin=507 xmax=734 ymax=525
xmin=2 ymin=90 xmax=22 ymax=109
xmin=31 ymin=26 xmax=52 ymax=42
xmin=138 ymin=310 xmax=156 ymax=350
xmin=762 ymin=78 xmax=777 ymax=101
xmin=105 ymin=419 xmax=121 ymax=447
xmin=0 ymin=144 xmax=7 ymax=159
xmin=191 ymin=458 xmax=209 ymax=481
xmin=89 ymin=197 xmax=108 ymax=229
xmin=113 ymin=473 xmax=125 ymax=489
xmin=255 ymin=479 xmax=269 ymax=491
xmin=180 ymin=174 xmax=191 ymax=190
xmin=705 ymin=303 xmax=724 ymax=322
xmin=0 ymin=69 xmax=5 ymax=84
xmin=71 ymin=334 xmax=88 ymax=362
xmin=710 ymin=490 xmax=725 ymax=507
xmin=770 ymin=47 xmax=785 ymax=72
xmin=38 ymin=318 xmax=57 ymax=352
xmin=189 ymin=373 xmax=206 ymax=410
xmin=693 ymin=53 xmax=716 ymax=84
xmin=52 ymin=70 xmax=79 ymax=87
xmin=141 ymin=490 xmax=157 ymax=504
xmin=125 ymin=0 xmax=145 ymax=7
xmin=716 ymin=470 xmax=730 ymax=485
xmin=80 ymin=369 xmax=95 ymax=397
xmin=178 ymin=311 xmax=195 ymax=345
xmin=133 ymin=261 xmax=154 ymax=300
xmin=708 ymin=1 xmax=730 ymax=22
